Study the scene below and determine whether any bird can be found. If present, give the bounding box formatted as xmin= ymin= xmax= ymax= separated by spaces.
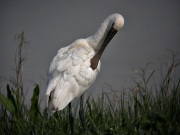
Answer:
xmin=46 ymin=13 xmax=124 ymax=134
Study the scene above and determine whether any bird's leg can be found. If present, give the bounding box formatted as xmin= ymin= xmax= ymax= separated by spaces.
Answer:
xmin=68 ymin=102 xmax=74 ymax=135
xmin=79 ymin=94 xmax=87 ymax=133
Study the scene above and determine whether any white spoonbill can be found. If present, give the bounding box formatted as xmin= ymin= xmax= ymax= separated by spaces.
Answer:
xmin=46 ymin=13 xmax=124 ymax=134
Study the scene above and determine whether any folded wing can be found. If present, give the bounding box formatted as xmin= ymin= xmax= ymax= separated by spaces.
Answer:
xmin=46 ymin=40 xmax=100 ymax=111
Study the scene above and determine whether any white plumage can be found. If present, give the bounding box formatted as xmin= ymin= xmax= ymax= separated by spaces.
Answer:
xmin=46 ymin=13 xmax=124 ymax=112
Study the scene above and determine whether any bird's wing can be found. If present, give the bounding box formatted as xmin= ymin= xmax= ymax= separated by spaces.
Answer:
xmin=46 ymin=39 xmax=100 ymax=111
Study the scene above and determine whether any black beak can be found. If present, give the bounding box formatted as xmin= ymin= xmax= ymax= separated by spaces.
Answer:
xmin=100 ymin=25 xmax=118 ymax=54
xmin=90 ymin=24 xmax=118 ymax=70
xmin=95 ymin=23 xmax=118 ymax=58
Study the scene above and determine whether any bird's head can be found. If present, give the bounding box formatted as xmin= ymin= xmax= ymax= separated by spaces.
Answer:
xmin=110 ymin=13 xmax=124 ymax=31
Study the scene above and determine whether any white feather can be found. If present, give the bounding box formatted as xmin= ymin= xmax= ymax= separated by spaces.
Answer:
xmin=46 ymin=39 xmax=99 ymax=111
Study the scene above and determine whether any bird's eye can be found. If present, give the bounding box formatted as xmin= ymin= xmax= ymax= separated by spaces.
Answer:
xmin=111 ymin=22 xmax=115 ymax=28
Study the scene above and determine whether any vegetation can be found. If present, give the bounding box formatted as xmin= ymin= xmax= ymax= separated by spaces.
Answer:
xmin=0 ymin=32 xmax=179 ymax=135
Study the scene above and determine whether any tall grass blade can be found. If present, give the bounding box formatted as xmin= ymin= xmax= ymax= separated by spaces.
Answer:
xmin=29 ymin=84 xmax=40 ymax=118
xmin=0 ymin=93 xmax=16 ymax=115
xmin=7 ymin=84 xmax=18 ymax=112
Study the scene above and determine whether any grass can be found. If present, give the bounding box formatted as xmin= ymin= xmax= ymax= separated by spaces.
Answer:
xmin=0 ymin=32 xmax=180 ymax=135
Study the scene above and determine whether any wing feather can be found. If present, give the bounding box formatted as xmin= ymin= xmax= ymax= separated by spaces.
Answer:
xmin=53 ymin=77 xmax=79 ymax=110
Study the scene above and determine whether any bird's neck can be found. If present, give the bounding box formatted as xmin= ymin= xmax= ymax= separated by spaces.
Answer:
xmin=86 ymin=18 xmax=111 ymax=52
xmin=87 ymin=17 xmax=114 ymax=70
